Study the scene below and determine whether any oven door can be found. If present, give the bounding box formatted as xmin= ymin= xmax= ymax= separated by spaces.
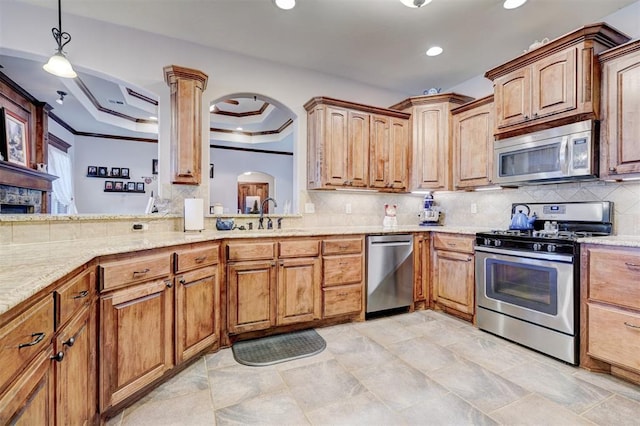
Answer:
xmin=475 ymin=246 xmax=574 ymax=335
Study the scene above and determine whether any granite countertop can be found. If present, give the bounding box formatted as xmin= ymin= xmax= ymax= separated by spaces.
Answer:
xmin=0 ymin=225 xmax=486 ymax=316
xmin=577 ymin=235 xmax=640 ymax=248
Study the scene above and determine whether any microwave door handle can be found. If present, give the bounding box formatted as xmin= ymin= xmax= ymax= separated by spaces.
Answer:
xmin=559 ymin=136 xmax=569 ymax=175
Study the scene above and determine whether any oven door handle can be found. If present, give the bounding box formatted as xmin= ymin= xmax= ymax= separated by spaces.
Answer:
xmin=474 ymin=246 xmax=573 ymax=262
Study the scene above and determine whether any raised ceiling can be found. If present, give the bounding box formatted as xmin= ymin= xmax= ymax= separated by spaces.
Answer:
xmin=18 ymin=0 xmax=638 ymax=95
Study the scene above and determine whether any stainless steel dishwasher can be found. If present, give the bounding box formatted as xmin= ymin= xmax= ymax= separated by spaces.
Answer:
xmin=366 ymin=234 xmax=414 ymax=314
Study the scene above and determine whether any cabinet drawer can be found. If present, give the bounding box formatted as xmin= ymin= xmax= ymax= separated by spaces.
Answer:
xmin=279 ymin=239 xmax=320 ymax=258
xmin=588 ymin=303 xmax=640 ymax=372
xmin=323 ymin=254 xmax=363 ymax=287
xmin=323 ymin=284 xmax=362 ymax=318
xmin=432 ymin=233 xmax=474 ymax=253
xmin=227 ymin=242 xmax=275 ymax=262
xmin=323 ymin=238 xmax=363 ymax=255
xmin=174 ymin=244 xmax=219 ymax=273
xmin=0 ymin=296 xmax=54 ymax=393
xmin=588 ymin=247 xmax=640 ymax=310
xmin=99 ymin=254 xmax=171 ymax=291
xmin=54 ymin=269 xmax=94 ymax=329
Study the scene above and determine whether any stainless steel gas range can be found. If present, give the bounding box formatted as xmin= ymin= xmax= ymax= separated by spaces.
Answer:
xmin=475 ymin=201 xmax=613 ymax=365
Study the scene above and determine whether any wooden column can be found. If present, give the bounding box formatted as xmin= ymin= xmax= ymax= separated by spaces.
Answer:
xmin=163 ymin=65 xmax=208 ymax=185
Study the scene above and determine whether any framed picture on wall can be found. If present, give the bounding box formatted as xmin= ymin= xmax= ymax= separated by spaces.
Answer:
xmin=152 ymin=159 xmax=158 ymax=175
xmin=210 ymin=163 xmax=214 ymax=179
xmin=136 ymin=182 xmax=145 ymax=192
xmin=121 ymin=168 xmax=130 ymax=178
xmin=114 ymin=181 xmax=123 ymax=191
xmin=127 ymin=182 xmax=136 ymax=191
xmin=98 ymin=167 xmax=108 ymax=177
xmin=87 ymin=166 xmax=98 ymax=176
xmin=111 ymin=167 xmax=121 ymax=177
xmin=1 ymin=108 xmax=29 ymax=167
xmin=104 ymin=181 xmax=113 ymax=190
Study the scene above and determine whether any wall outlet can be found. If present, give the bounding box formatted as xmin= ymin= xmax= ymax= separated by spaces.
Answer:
xmin=304 ymin=203 xmax=315 ymax=214
xmin=132 ymin=223 xmax=149 ymax=231
xmin=470 ymin=203 xmax=478 ymax=214
xmin=345 ymin=203 xmax=352 ymax=214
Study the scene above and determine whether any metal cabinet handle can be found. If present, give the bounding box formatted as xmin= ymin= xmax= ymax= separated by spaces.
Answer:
xmin=624 ymin=322 xmax=640 ymax=329
xmin=73 ymin=290 xmax=89 ymax=299
xmin=337 ymin=292 xmax=348 ymax=297
xmin=50 ymin=351 xmax=65 ymax=362
xmin=132 ymin=268 xmax=150 ymax=278
xmin=195 ymin=256 xmax=207 ymax=263
xmin=63 ymin=337 xmax=75 ymax=347
xmin=466 ymin=257 xmax=472 ymax=262
xmin=625 ymin=262 xmax=640 ymax=269
xmin=18 ymin=332 xmax=46 ymax=349
xmin=447 ymin=243 xmax=457 ymax=247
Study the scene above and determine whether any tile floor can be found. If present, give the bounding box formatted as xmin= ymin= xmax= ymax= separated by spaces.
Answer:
xmin=106 ymin=310 xmax=640 ymax=425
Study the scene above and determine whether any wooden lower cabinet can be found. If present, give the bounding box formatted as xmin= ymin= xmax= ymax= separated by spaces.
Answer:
xmin=227 ymin=260 xmax=276 ymax=334
xmin=0 ymin=349 xmax=55 ymax=425
xmin=413 ymin=234 xmax=430 ymax=309
xmin=277 ymin=257 xmax=321 ymax=325
xmin=55 ymin=304 xmax=96 ymax=425
xmin=432 ymin=234 xmax=475 ymax=320
xmin=99 ymin=279 xmax=174 ymax=411
xmin=175 ymin=265 xmax=220 ymax=364
xmin=581 ymin=244 xmax=640 ymax=384
xmin=321 ymin=237 xmax=365 ymax=319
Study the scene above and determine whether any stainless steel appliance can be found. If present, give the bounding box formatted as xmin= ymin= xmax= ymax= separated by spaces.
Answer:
xmin=493 ymin=120 xmax=598 ymax=185
xmin=475 ymin=201 xmax=612 ymax=364
xmin=366 ymin=234 xmax=414 ymax=314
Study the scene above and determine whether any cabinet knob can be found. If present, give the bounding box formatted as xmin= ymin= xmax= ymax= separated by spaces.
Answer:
xmin=609 ymin=167 xmax=617 ymax=173
xmin=63 ymin=337 xmax=75 ymax=347
xmin=50 ymin=351 xmax=65 ymax=362
xmin=165 ymin=280 xmax=173 ymax=288
xmin=524 ymin=115 xmax=529 ymax=120
xmin=179 ymin=277 xmax=186 ymax=285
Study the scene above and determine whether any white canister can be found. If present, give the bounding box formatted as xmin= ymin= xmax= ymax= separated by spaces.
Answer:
xmin=212 ymin=203 xmax=224 ymax=215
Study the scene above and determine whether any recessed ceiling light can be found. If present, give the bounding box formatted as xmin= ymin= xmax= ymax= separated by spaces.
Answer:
xmin=149 ymin=116 xmax=157 ymax=121
xmin=503 ymin=0 xmax=527 ymax=9
xmin=426 ymin=46 xmax=443 ymax=57
xmin=274 ymin=0 xmax=295 ymax=10
xmin=209 ymin=104 xmax=217 ymax=112
xmin=399 ymin=0 xmax=433 ymax=8
xmin=236 ymin=127 xmax=243 ymax=131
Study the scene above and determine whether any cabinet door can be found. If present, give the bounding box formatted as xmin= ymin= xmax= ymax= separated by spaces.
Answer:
xmin=175 ymin=266 xmax=219 ymax=364
xmin=413 ymin=235 xmax=430 ymax=306
xmin=453 ymin=100 xmax=494 ymax=189
xmin=603 ymin=48 xmax=640 ymax=176
xmin=369 ymin=114 xmax=390 ymax=189
xmin=433 ymin=250 xmax=474 ymax=315
xmin=0 ymin=349 xmax=55 ymax=425
xmin=411 ymin=104 xmax=449 ymax=190
xmin=495 ymin=67 xmax=531 ymax=129
xmin=277 ymin=257 xmax=321 ymax=325
xmin=389 ymin=117 xmax=409 ymax=190
xmin=227 ymin=261 xmax=276 ymax=334
xmin=531 ymin=47 xmax=577 ymax=119
xmin=55 ymin=305 xmax=96 ymax=426
xmin=347 ymin=110 xmax=370 ymax=187
xmin=99 ymin=279 xmax=174 ymax=411
xmin=324 ymin=107 xmax=349 ymax=186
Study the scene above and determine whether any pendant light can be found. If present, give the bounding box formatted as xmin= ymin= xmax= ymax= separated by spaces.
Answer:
xmin=43 ymin=0 xmax=77 ymax=78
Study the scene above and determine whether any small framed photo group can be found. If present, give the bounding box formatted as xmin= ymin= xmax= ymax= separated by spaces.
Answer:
xmin=104 ymin=180 xmax=145 ymax=193
xmin=87 ymin=166 xmax=130 ymax=178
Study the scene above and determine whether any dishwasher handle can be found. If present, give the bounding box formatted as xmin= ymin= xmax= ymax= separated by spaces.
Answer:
xmin=369 ymin=240 xmax=412 ymax=247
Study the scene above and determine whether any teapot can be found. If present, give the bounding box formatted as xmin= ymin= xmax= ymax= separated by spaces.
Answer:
xmin=509 ymin=205 xmax=537 ymax=230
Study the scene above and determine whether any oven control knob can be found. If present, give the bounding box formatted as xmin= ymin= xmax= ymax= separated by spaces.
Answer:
xmin=494 ymin=240 xmax=502 ymax=247
xmin=533 ymin=243 xmax=542 ymax=251
xmin=483 ymin=238 xmax=491 ymax=246
xmin=547 ymin=244 xmax=557 ymax=253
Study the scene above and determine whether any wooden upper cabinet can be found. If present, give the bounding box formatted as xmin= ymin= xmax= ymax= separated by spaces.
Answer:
xmin=486 ymin=23 xmax=629 ymax=139
xmin=164 ymin=65 xmax=208 ymax=185
xmin=452 ymin=96 xmax=495 ymax=189
xmin=390 ymin=93 xmax=474 ymax=191
xmin=305 ymin=97 xmax=409 ymax=192
xmin=600 ymin=40 xmax=640 ymax=178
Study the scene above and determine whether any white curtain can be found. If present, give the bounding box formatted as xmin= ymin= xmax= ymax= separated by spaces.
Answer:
xmin=48 ymin=146 xmax=78 ymax=214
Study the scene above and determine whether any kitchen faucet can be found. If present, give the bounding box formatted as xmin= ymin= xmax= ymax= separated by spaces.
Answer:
xmin=258 ymin=197 xmax=277 ymax=229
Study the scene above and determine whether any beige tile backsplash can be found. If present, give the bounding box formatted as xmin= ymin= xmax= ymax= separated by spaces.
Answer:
xmin=2 ymin=180 xmax=638 ymax=245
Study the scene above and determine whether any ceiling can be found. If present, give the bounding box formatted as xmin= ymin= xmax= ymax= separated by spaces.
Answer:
xmin=4 ymin=0 xmax=637 ymax=139
xmin=20 ymin=0 xmax=637 ymax=96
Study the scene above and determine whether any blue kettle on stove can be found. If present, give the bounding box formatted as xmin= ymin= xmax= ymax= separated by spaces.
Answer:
xmin=509 ymin=204 xmax=537 ymax=230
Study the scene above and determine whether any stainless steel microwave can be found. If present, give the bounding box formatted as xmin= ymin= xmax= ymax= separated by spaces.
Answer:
xmin=493 ymin=120 xmax=598 ymax=185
